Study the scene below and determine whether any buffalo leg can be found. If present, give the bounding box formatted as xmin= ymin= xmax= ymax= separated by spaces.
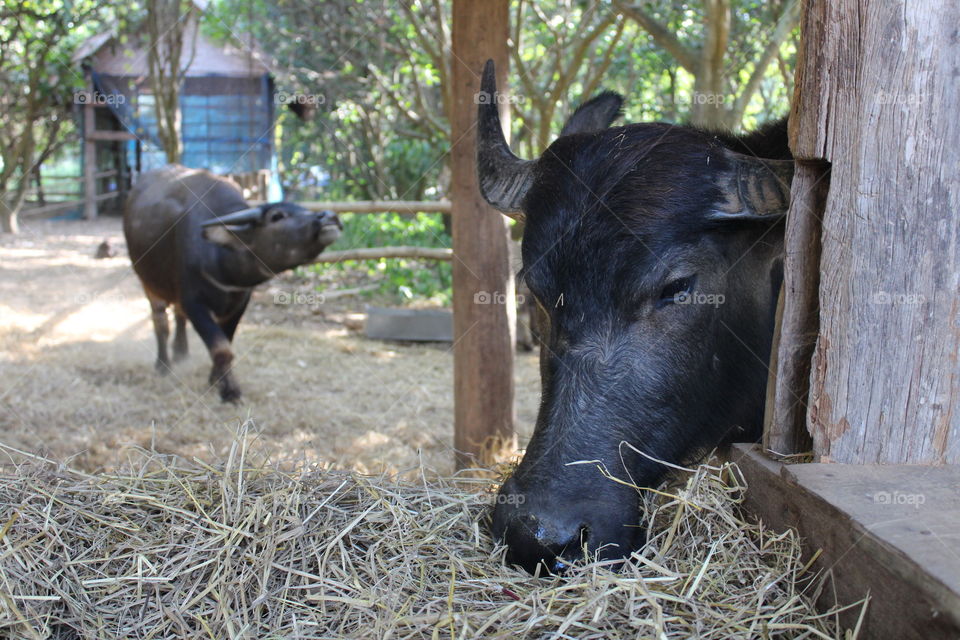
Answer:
xmin=172 ymin=309 xmax=189 ymax=362
xmin=182 ymin=299 xmax=242 ymax=403
xmin=218 ymin=296 xmax=250 ymax=342
xmin=148 ymin=295 xmax=171 ymax=374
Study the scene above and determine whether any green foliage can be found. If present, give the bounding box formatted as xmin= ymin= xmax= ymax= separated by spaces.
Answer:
xmin=309 ymin=212 xmax=452 ymax=305
xmin=0 ymin=0 xmax=115 ymax=230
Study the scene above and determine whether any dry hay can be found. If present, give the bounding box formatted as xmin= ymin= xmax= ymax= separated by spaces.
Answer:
xmin=0 ymin=427 xmax=863 ymax=640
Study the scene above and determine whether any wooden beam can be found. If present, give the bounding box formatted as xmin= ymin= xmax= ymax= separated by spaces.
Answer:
xmin=450 ymin=0 xmax=515 ymax=468
xmin=86 ymin=130 xmax=138 ymax=142
xmin=40 ymin=170 xmax=117 ymax=181
xmin=21 ymin=192 xmax=119 ymax=219
xmin=310 ymin=246 xmax=452 ymax=263
xmin=730 ymin=443 xmax=960 ymax=639
xmin=83 ymin=87 xmax=97 ymax=221
xmin=249 ymin=200 xmax=452 ymax=214
xmin=298 ymin=200 xmax=451 ymax=214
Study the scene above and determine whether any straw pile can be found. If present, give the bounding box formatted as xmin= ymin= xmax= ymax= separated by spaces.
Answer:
xmin=0 ymin=431 xmax=859 ymax=639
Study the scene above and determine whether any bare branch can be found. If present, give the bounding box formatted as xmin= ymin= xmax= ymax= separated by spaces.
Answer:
xmin=612 ymin=0 xmax=698 ymax=72
xmin=579 ymin=19 xmax=628 ymax=101
xmin=729 ymin=0 xmax=799 ymax=123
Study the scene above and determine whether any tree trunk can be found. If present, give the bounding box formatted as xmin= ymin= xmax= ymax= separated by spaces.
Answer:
xmin=146 ymin=0 xmax=195 ymax=165
xmin=693 ymin=0 xmax=730 ymax=128
xmin=0 ymin=117 xmax=37 ymax=234
xmin=1 ymin=175 xmax=29 ymax=233
xmin=450 ymin=0 xmax=515 ymax=468
xmin=781 ymin=0 xmax=960 ymax=464
xmin=1 ymin=206 xmax=19 ymax=234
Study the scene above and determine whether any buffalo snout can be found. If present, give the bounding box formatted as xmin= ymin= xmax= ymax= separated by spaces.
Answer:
xmin=315 ymin=209 xmax=343 ymax=231
xmin=491 ymin=475 xmax=644 ymax=575
xmin=312 ymin=209 xmax=342 ymax=245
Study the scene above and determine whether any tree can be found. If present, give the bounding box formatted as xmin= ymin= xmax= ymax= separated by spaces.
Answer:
xmin=145 ymin=0 xmax=199 ymax=164
xmin=0 ymin=0 xmax=100 ymax=233
xmin=613 ymin=0 xmax=799 ymax=129
xmin=509 ymin=1 xmax=626 ymax=155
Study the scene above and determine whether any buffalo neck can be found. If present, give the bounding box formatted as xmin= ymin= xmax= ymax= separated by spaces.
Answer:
xmin=210 ymin=245 xmax=277 ymax=288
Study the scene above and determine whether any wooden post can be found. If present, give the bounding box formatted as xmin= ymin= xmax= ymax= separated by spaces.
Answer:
xmin=450 ymin=0 xmax=515 ymax=468
xmin=779 ymin=0 xmax=960 ymax=464
xmin=83 ymin=83 xmax=98 ymax=220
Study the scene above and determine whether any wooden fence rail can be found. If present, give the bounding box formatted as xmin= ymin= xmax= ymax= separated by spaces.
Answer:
xmin=311 ymin=246 xmax=453 ymax=264
xmin=251 ymin=200 xmax=452 ymax=214
xmin=31 ymin=170 xmax=117 ymax=183
xmin=22 ymin=192 xmax=120 ymax=218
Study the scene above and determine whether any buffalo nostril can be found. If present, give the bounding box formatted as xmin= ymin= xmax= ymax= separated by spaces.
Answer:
xmin=322 ymin=210 xmax=342 ymax=230
xmin=501 ymin=514 xmax=591 ymax=575
xmin=553 ymin=525 xmax=589 ymax=568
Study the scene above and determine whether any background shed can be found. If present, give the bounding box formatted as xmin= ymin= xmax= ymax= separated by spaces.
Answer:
xmin=72 ymin=10 xmax=279 ymax=216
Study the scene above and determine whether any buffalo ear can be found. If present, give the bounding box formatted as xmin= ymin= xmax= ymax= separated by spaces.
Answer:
xmin=709 ymin=151 xmax=794 ymax=222
xmin=202 ymin=224 xmax=254 ymax=249
xmin=559 ymin=91 xmax=624 ymax=137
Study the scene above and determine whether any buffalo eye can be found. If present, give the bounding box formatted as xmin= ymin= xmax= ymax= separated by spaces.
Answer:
xmin=657 ymin=276 xmax=696 ymax=307
xmin=270 ymin=211 xmax=286 ymax=223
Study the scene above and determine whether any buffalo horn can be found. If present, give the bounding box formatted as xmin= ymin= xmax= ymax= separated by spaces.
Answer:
xmin=200 ymin=207 xmax=263 ymax=227
xmin=476 ymin=60 xmax=536 ymax=218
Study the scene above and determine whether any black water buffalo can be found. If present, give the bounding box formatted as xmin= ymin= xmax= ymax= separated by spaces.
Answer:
xmin=477 ymin=61 xmax=793 ymax=574
xmin=123 ymin=166 xmax=341 ymax=402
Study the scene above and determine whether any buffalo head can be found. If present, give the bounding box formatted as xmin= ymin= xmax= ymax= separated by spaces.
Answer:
xmin=477 ymin=60 xmax=793 ymax=574
xmin=202 ymin=202 xmax=342 ymax=277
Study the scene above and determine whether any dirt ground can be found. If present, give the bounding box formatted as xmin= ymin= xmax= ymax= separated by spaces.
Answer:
xmin=0 ymin=217 xmax=540 ymax=475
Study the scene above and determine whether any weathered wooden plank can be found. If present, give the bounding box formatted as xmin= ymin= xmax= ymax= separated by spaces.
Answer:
xmin=730 ymin=443 xmax=960 ymax=639
xmin=764 ymin=160 xmax=827 ymax=457
xmin=293 ymin=200 xmax=452 ymax=214
xmin=21 ymin=192 xmax=119 ymax=219
xmin=85 ymin=130 xmax=137 ymax=142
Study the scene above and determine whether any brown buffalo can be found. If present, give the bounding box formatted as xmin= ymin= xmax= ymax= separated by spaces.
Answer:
xmin=124 ymin=165 xmax=341 ymax=401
